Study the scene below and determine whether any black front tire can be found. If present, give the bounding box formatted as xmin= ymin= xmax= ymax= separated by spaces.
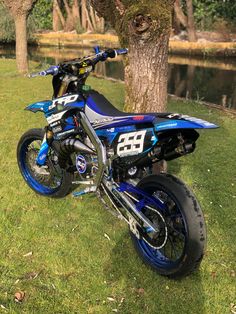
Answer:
xmin=130 ymin=173 xmax=206 ymax=278
xmin=17 ymin=128 xmax=72 ymax=198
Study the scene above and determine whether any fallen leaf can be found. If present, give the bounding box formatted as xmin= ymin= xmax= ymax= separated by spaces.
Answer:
xmin=230 ymin=270 xmax=235 ymax=277
xmin=230 ymin=303 xmax=236 ymax=314
xmin=220 ymin=263 xmax=227 ymax=268
xmin=14 ymin=279 xmax=20 ymax=285
xmin=14 ymin=291 xmax=25 ymax=303
xmin=112 ymin=309 xmax=118 ymax=313
xmin=23 ymin=251 xmax=33 ymax=257
xmin=71 ymin=225 xmax=79 ymax=232
xmin=107 ymin=297 xmax=115 ymax=302
xmin=104 ymin=233 xmax=110 ymax=241
xmin=166 ymin=285 xmax=170 ymax=290
xmin=211 ymin=271 xmax=216 ymax=279
xmin=118 ymin=297 xmax=125 ymax=307
xmin=0 ymin=304 xmax=7 ymax=310
xmin=137 ymin=288 xmax=145 ymax=295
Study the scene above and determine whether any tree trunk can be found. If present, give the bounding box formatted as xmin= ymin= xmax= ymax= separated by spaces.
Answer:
xmin=174 ymin=0 xmax=197 ymax=42
xmin=174 ymin=0 xmax=187 ymax=28
xmin=53 ymin=0 xmax=60 ymax=31
xmin=91 ymin=0 xmax=173 ymax=113
xmin=72 ymin=0 xmax=80 ymax=28
xmin=186 ymin=0 xmax=197 ymax=42
xmin=124 ymin=33 xmax=170 ymax=113
xmin=172 ymin=10 xmax=181 ymax=35
xmin=15 ymin=14 xmax=28 ymax=73
xmin=81 ymin=0 xmax=87 ymax=30
xmin=90 ymin=5 xmax=97 ymax=32
xmin=95 ymin=12 xmax=105 ymax=33
xmin=63 ymin=0 xmax=75 ymax=31
xmin=55 ymin=0 xmax=65 ymax=28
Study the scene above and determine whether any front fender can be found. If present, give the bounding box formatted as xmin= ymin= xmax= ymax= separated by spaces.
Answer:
xmin=25 ymin=100 xmax=52 ymax=114
xmin=154 ymin=114 xmax=218 ymax=132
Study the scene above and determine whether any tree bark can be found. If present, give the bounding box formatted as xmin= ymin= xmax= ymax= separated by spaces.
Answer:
xmin=15 ymin=14 xmax=28 ymax=73
xmin=124 ymin=34 xmax=170 ymax=113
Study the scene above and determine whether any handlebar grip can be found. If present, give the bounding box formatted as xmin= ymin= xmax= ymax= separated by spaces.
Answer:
xmin=28 ymin=65 xmax=59 ymax=78
xmin=116 ymin=48 xmax=128 ymax=55
xmin=103 ymin=48 xmax=128 ymax=60
xmin=44 ymin=65 xmax=59 ymax=76
xmin=28 ymin=72 xmax=39 ymax=78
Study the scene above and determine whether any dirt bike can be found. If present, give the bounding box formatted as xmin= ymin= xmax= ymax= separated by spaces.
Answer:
xmin=17 ymin=47 xmax=218 ymax=278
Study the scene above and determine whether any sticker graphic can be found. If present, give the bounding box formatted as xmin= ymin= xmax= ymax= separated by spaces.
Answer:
xmin=76 ymin=155 xmax=87 ymax=174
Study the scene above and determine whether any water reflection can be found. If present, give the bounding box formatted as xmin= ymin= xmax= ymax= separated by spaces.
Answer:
xmin=1 ymin=44 xmax=235 ymax=109
xmin=168 ymin=61 xmax=236 ymax=109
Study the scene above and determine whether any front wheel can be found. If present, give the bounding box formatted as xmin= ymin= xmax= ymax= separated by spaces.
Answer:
xmin=130 ymin=174 xmax=206 ymax=278
xmin=17 ymin=128 xmax=72 ymax=198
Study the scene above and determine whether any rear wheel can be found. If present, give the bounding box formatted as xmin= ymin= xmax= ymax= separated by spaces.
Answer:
xmin=130 ymin=174 xmax=206 ymax=278
xmin=17 ymin=128 xmax=72 ymax=198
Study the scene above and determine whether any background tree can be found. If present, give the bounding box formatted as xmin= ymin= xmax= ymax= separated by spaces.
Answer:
xmin=53 ymin=0 xmax=105 ymax=33
xmin=2 ymin=0 xmax=37 ymax=73
xmin=174 ymin=0 xmax=197 ymax=41
xmin=91 ymin=0 xmax=174 ymax=113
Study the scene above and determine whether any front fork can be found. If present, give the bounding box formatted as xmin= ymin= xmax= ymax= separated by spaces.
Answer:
xmin=36 ymin=128 xmax=53 ymax=166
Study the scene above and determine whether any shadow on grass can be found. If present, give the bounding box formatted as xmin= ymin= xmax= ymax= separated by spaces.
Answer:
xmin=104 ymin=232 xmax=205 ymax=314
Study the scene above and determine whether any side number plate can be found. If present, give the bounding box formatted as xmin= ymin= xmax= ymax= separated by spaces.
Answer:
xmin=117 ymin=130 xmax=146 ymax=157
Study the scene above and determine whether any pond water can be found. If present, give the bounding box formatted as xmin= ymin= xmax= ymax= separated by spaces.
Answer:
xmin=1 ymin=44 xmax=236 ymax=109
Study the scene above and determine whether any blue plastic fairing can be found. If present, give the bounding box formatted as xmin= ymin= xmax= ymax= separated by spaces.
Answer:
xmin=25 ymin=101 xmax=53 ymax=114
xmin=155 ymin=116 xmax=218 ymax=132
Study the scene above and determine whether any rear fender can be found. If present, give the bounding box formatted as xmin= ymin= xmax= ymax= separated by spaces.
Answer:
xmin=154 ymin=114 xmax=218 ymax=132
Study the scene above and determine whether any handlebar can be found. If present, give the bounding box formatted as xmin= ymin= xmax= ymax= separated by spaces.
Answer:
xmin=29 ymin=65 xmax=59 ymax=78
xmin=28 ymin=47 xmax=128 ymax=78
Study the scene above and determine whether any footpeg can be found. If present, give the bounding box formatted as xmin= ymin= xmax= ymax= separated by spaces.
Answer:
xmin=73 ymin=186 xmax=97 ymax=197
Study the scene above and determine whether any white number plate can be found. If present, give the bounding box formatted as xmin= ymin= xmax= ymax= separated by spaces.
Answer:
xmin=117 ymin=130 xmax=146 ymax=157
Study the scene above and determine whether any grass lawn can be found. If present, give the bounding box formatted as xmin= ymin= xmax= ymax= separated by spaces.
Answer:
xmin=0 ymin=59 xmax=235 ymax=314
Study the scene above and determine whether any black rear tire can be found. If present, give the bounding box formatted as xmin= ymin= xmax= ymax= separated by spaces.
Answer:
xmin=17 ymin=128 xmax=72 ymax=198
xmin=130 ymin=173 xmax=206 ymax=278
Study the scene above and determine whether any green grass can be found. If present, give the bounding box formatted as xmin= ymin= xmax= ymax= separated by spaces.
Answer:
xmin=0 ymin=59 xmax=235 ymax=314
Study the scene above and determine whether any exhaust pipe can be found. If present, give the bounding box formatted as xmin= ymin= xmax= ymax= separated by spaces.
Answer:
xmin=57 ymin=138 xmax=95 ymax=167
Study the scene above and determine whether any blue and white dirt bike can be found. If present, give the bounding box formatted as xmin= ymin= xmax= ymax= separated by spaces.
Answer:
xmin=17 ymin=47 xmax=218 ymax=278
